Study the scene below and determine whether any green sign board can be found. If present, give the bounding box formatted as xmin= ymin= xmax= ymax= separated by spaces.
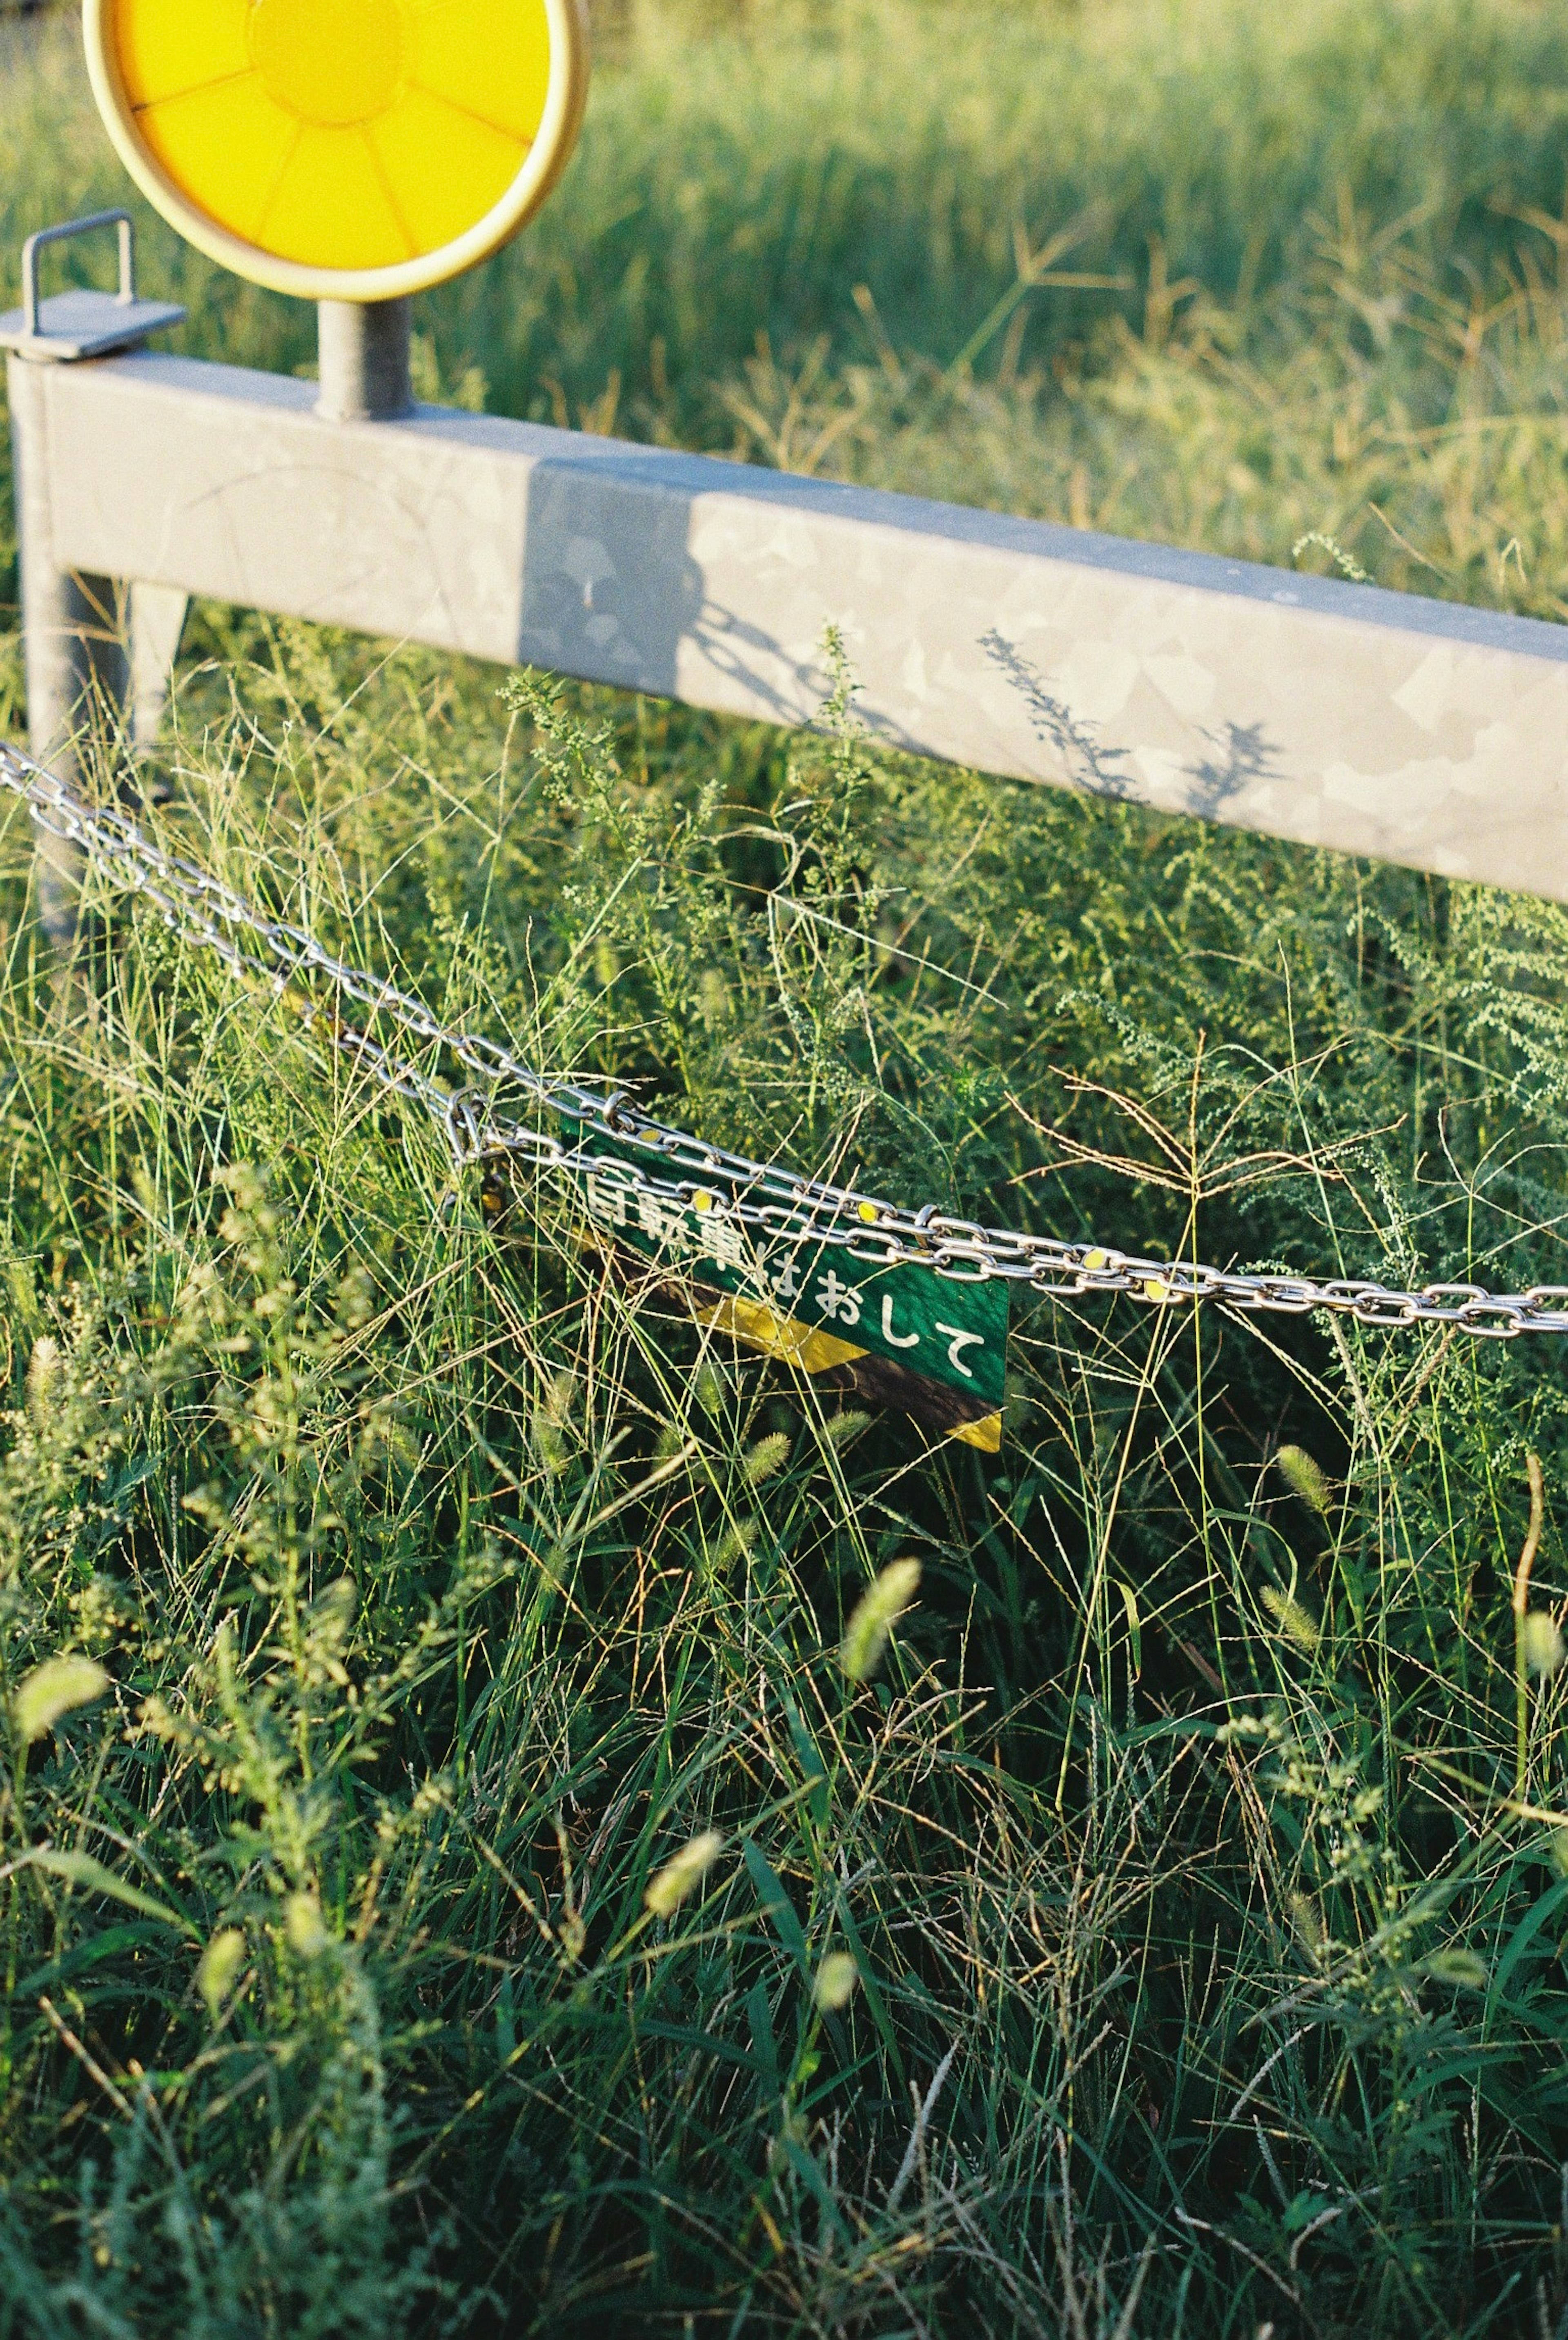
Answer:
xmin=560 ymin=1121 xmax=1009 ymax=1444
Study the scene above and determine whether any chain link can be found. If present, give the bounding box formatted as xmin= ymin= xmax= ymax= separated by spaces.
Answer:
xmin=6 ymin=739 xmax=1567 ymax=1339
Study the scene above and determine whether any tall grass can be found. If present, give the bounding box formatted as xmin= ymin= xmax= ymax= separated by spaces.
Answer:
xmin=3 ymin=2 xmax=1568 ymax=2334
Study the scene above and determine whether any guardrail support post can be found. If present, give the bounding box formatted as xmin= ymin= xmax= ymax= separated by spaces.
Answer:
xmin=316 ymin=298 xmax=413 ymax=422
xmin=0 ymin=211 xmax=186 ymax=948
xmin=8 ymin=352 xmax=128 ymax=948
xmin=129 ymin=583 xmax=190 ymax=751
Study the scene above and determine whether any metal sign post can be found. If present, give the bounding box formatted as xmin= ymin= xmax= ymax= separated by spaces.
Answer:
xmin=315 ymin=298 xmax=413 ymax=423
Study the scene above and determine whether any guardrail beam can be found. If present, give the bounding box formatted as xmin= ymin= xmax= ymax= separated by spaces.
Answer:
xmin=13 ymin=344 xmax=1568 ymax=902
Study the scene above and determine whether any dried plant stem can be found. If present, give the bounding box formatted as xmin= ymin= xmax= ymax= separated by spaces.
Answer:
xmin=1513 ymin=1453 xmax=1546 ymax=1800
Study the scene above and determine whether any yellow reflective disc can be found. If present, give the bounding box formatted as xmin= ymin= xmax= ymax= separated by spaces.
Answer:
xmin=250 ymin=0 xmax=404 ymax=127
xmin=85 ymin=0 xmax=590 ymax=301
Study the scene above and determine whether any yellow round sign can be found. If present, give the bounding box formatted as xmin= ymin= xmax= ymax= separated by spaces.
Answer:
xmin=83 ymin=0 xmax=590 ymax=302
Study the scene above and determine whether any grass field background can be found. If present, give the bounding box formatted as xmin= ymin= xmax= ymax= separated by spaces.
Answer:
xmin=4 ymin=2 xmax=1568 ymax=2333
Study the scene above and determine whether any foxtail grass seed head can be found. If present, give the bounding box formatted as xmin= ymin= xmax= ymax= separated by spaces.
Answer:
xmin=823 ymin=1410 xmax=871 ymax=1449
xmin=24 ymin=1334 xmax=62 ymax=1425
xmin=840 ymin=1558 xmax=922 ymax=1683
xmin=5 ymin=1260 xmax=38 ymax=1329
xmin=1275 ymin=1444 xmax=1331 ymax=1516
xmin=1421 ymin=1948 xmax=1490 ymax=1990
xmin=13 ymin=1655 xmax=109 ymax=1745
xmin=284 ymin=1891 xmax=329 ymax=1957
xmin=1521 ymin=1610 xmax=1566 ymax=1677
xmin=813 ymin=1951 xmax=860 ymax=2011
xmin=532 ymin=1373 xmax=577 ymax=1474
xmin=197 ymin=1927 xmax=246 ymax=2019
xmin=713 ymin=1517 xmax=760 ymax=1572
xmin=743 ymin=1432 xmax=791 ymax=1486
xmin=533 ymin=1414 xmax=570 ymax=1476
xmin=1260 ymin=1583 xmax=1321 ymax=1654
xmin=1287 ymin=1892 xmax=1325 ymax=1961
xmin=644 ymin=1829 xmax=725 ymax=1918
xmin=541 ymin=1370 xmax=578 ymax=1430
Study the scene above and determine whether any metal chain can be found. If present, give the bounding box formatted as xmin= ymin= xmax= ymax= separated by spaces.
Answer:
xmin=6 ymin=740 xmax=1568 ymax=1340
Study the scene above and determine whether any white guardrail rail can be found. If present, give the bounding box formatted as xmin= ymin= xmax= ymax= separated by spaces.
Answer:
xmin=3 ymin=213 xmax=1568 ymax=925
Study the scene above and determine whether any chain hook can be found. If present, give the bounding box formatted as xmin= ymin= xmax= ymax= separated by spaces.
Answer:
xmin=443 ymin=1086 xmax=490 ymax=1165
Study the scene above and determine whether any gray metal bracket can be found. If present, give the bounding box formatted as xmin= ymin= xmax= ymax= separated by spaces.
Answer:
xmin=0 ymin=209 xmax=185 ymax=362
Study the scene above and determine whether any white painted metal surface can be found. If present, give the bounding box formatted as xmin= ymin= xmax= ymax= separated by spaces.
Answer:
xmin=16 ymin=345 xmax=1568 ymax=900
